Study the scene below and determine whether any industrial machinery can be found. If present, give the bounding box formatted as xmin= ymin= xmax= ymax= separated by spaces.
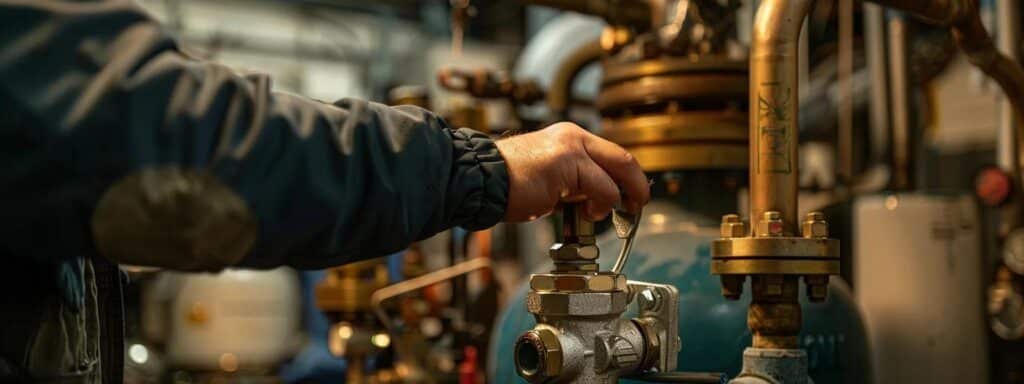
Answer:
xmin=315 ymin=259 xmax=393 ymax=383
xmin=511 ymin=204 xmax=693 ymax=383
xmin=492 ymin=0 xmax=872 ymax=383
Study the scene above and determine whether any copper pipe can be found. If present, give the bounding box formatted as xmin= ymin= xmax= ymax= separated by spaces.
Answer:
xmin=997 ymin=0 xmax=1020 ymax=173
xmin=838 ymin=0 xmax=854 ymax=183
xmin=370 ymin=257 xmax=492 ymax=334
xmin=749 ymin=0 xmax=814 ymax=235
xmin=888 ymin=14 xmax=913 ymax=190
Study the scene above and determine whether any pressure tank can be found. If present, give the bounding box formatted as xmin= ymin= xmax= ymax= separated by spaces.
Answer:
xmin=489 ymin=200 xmax=871 ymax=383
xmin=147 ymin=268 xmax=302 ymax=372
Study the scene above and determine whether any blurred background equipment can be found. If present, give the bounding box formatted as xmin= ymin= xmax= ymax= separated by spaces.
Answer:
xmin=113 ymin=0 xmax=1024 ymax=383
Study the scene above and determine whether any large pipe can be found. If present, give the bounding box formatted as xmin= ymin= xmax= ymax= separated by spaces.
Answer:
xmin=997 ymin=0 xmax=1020 ymax=174
xmin=864 ymin=4 xmax=890 ymax=166
xmin=749 ymin=0 xmax=814 ymax=234
xmin=887 ymin=13 xmax=913 ymax=190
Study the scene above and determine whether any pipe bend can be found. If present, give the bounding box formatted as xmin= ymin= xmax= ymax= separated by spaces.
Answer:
xmin=750 ymin=0 xmax=814 ymax=46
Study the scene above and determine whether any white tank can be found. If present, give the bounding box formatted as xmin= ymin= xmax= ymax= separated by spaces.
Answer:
xmin=149 ymin=268 xmax=302 ymax=372
xmin=854 ymin=193 xmax=988 ymax=383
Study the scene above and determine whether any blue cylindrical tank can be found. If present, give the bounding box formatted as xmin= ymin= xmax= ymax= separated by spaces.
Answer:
xmin=488 ymin=200 xmax=871 ymax=383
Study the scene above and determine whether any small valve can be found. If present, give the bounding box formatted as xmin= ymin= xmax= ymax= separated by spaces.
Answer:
xmin=513 ymin=204 xmax=680 ymax=383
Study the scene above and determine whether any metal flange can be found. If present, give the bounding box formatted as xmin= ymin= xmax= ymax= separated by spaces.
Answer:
xmin=710 ymin=235 xmax=839 ymax=276
xmin=710 ymin=257 xmax=840 ymax=275
xmin=711 ymin=237 xmax=839 ymax=264
xmin=710 ymin=212 xmax=839 ymax=276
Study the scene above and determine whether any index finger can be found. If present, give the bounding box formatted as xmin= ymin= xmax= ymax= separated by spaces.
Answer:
xmin=580 ymin=133 xmax=650 ymax=213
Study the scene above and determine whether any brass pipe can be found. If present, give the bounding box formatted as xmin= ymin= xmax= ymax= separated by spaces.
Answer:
xmin=888 ymin=14 xmax=913 ymax=190
xmin=749 ymin=0 xmax=814 ymax=235
xmin=370 ymin=257 xmax=492 ymax=334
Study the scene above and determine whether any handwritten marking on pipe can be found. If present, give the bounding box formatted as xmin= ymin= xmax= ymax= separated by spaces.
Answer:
xmin=757 ymin=82 xmax=792 ymax=174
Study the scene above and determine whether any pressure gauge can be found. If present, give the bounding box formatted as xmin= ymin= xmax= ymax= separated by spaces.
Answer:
xmin=1003 ymin=228 xmax=1024 ymax=275
xmin=989 ymin=267 xmax=1024 ymax=340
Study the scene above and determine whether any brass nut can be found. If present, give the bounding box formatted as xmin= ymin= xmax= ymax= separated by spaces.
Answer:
xmin=720 ymin=214 xmax=747 ymax=238
xmin=526 ymin=291 xmax=628 ymax=316
xmin=515 ymin=326 xmax=563 ymax=380
xmin=720 ymin=275 xmax=745 ymax=300
xmin=756 ymin=211 xmax=785 ymax=237
xmin=529 ymin=273 xmax=627 ymax=293
xmin=549 ymin=243 xmax=600 ymax=261
xmin=761 ymin=275 xmax=784 ymax=296
xmin=801 ymin=212 xmax=828 ymax=238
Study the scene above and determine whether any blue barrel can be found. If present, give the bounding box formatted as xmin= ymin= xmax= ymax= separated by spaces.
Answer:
xmin=488 ymin=201 xmax=871 ymax=383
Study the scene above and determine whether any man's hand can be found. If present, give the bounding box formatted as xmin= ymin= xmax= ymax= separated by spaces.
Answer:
xmin=495 ymin=122 xmax=650 ymax=222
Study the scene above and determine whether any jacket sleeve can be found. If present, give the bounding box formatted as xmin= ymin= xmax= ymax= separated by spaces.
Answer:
xmin=0 ymin=0 xmax=508 ymax=270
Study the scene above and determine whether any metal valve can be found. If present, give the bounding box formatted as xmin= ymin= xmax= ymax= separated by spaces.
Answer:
xmin=513 ymin=204 xmax=681 ymax=383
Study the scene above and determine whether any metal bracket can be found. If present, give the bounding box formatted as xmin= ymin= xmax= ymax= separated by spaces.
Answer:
xmin=629 ymin=280 xmax=681 ymax=373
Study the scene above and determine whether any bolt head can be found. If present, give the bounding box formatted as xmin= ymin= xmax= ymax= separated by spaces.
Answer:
xmin=638 ymin=289 xmax=661 ymax=311
xmin=720 ymin=214 xmax=747 ymax=238
xmin=756 ymin=211 xmax=785 ymax=237
xmin=802 ymin=211 xmax=829 ymax=238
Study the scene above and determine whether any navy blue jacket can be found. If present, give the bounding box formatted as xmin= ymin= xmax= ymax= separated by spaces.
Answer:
xmin=0 ymin=1 xmax=508 ymax=381
xmin=0 ymin=0 xmax=508 ymax=272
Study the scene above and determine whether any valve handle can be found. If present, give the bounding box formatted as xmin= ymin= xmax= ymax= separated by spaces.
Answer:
xmin=611 ymin=207 xmax=642 ymax=274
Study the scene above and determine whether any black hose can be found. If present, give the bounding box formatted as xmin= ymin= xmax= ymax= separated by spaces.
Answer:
xmin=626 ymin=371 xmax=728 ymax=384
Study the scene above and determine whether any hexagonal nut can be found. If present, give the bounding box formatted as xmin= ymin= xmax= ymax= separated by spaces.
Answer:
xmin=801 ymin=219 xmax=828 ymax=238
xmin=720 ymin=275 xmax=745 ymax=300
xmin=549 ymin=243 xmax=600 ymax=261
xmin=721 ymin=221 xmax=747 ymax=238
xmin=515 ymin=327 xmax=563 ymax=381
xmin=755 ymin=220 xmax=784 ymax=237
xmin=527 ymin=291 xmax=628 ymax=316
xmin=530 ymin=273 xmax=627 ymax=293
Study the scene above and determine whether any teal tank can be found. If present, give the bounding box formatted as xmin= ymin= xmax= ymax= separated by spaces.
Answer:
xmin=488 ymin=201 xmax=871 ymax=383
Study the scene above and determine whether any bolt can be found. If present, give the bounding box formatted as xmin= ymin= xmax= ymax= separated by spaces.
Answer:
xmin=639 ymin=289 xmax=661 ymax=311
xmin=756 ymin=211 xmax=785 ymax=237
xmin=720 ymin=214 xmax=747 ymax=238
xmin=761 ymin=275 xmax=784 ymax=296
xmin=802 ymin=211 xmax=829 ymax=238
xmin=804 ymin=275 xmax=829 ymax=302
xmin=720 ymin=275 xmax=745 ymax=300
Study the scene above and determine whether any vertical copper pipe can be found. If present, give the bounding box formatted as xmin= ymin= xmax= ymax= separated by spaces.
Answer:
xmin=997 ymin=0 xmax=1020 ymax=173
xmin=888 ymin=14 xmax=913 ymax=190
xmin=838 ymin=0 xmax=855 ymax=183
xmin=749 ymin=0 xmax=814 ymax=235
xmin=864 ymin=4 xmax=891 ymax=165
